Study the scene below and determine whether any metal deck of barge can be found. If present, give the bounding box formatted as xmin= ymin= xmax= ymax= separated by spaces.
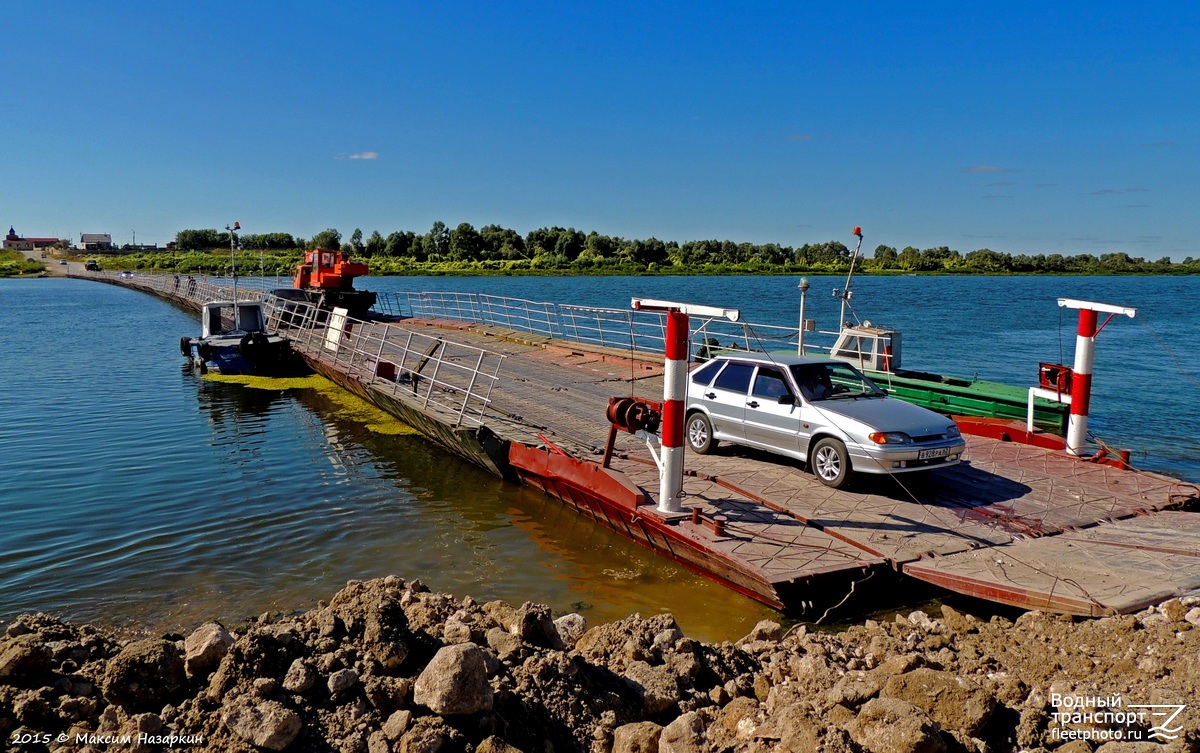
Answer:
xmin=89 ymin=272 xmax=1200 ymax=616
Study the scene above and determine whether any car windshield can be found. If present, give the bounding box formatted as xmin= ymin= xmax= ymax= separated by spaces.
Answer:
xmin=789 ymin=362 xmax=885 ymax=401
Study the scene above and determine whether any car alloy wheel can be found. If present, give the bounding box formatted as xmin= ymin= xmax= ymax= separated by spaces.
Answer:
xmin=811 ymin=437 xmax=851 ymax=488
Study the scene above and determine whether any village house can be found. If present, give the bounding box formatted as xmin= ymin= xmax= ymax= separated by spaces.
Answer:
xmin=79 ymin=233 xmax=114 ymax=251
xmin=4 ymin=227 xmax=61 ymax=251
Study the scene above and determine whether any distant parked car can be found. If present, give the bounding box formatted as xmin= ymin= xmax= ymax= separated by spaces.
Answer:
xmin=118 ymin=271 xmax=133 ymax=278
xmin=84 ymin=260 xmax=100 ymax=271
xmin=268 ymin=288 xmax=315 ymax=327
xmin=59 ymin=260 xmax=68 ymax=266
xmin=685 ymin=352 xmax=966 ymax=488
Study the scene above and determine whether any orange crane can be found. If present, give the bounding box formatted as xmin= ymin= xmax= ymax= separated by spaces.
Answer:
xmin=291 ymin=249 xmax=377 ymax=318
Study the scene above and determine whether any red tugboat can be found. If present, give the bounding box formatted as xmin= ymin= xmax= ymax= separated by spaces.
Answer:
xmin=289 ymin=249 xmax=377 ymax=318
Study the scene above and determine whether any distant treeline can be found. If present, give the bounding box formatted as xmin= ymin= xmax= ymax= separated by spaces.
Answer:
xmin=157 ymin=224 xmax=1200 ymax=276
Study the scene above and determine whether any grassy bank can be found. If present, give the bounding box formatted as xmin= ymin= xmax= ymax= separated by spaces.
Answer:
xmin=0 ymin=250 xmax=46 ymax=277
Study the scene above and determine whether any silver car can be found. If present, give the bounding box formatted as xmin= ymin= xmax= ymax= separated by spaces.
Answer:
xmin=685 ymin=353 xmax=966 ymax=488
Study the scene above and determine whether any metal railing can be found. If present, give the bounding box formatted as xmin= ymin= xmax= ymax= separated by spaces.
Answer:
xmin=375 ymin=290 xmax=844 ymax=360
xmin=81 ymin=271 xmax=877 ymax=364
xmin=85 ymin=271 xmax=506 ymax=429
xmin=82 ymin=269 xmax=264 ymax=309
xmin=264 ymin=294 xmax=505 ymax=429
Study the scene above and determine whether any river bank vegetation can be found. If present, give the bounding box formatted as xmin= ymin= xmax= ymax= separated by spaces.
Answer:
xmin=0 ymin=250 xmax=48 ymax=277
xmin=82 ymin=223 xmax=1200 ymax=276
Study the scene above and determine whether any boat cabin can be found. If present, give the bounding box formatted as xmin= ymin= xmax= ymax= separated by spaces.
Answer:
xmin=201 ymin=301 xmax=267 ymax=339
xmin=830 ymin=324 xmax=902 ymax=373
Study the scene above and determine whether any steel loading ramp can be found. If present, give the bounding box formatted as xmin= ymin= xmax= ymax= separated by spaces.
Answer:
xmin=903 ymin=511 xmax=1200 ymax=615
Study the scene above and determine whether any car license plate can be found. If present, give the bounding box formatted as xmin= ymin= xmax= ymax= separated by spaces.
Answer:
xmin=917 ymin=447 xmax=951 ymax=460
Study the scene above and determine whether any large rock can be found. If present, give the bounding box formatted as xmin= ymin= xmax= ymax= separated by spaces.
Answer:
xmin=658 ymin=712 xmax=705 ymax=753
xmin=364 ymin=609 xmax=410 ymax=670
xmin=486 ymin=627 xmax=522 ymax=662
xmin=773 ymin=702 xmax=822 ymax=751
xmin=399 ymin=716 xmax=453 ymax=753
xmin=503 ymin=602 xmax=562 ymax=648
xmin=383 ymin=709 xmax=413 ymax=740
xmin=881 ymin=668 xmax=995 ymax=737
xmin=222 ymin=697 xmax=302 ymax=751
xmin=183 ymin=622 xmax=233 ymax=678
xmin=413 ymin=643 xmax=493 ymax=715
xmin=737 ymin=620 xmax=784 ymax=645
xmin=623 ymin=660 xmax=682 ymax=714
xmin=553 ymin=613 xmax=587 ymax=649
xmin=283 ymin=659 xmax=317 ymax=693
xmin=0 ymin=634 xmax=52 ymax=678
xmin=328 ymin=667 xmax=359 ymax=695
xmin=476 ymin=737 xmax=524 ymax=753
xmin=102 ymin=638 xmax=186 ymax=712
xmin=845 ymin=697 xmax=946 ymax=753
xmin=706 ymin=697 xmax=762 ymax=751
xmin=613 ymin=721 xmax=663 ymax=753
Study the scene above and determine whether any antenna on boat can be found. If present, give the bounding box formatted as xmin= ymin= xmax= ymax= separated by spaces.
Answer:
xmin=227 ymin=221 xmax=241 ymax=330
xmin=833 ymin=226 xmax=863 ymax=327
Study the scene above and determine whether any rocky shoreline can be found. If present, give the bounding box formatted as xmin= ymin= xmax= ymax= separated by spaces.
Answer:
xmin=2 ymin=578 xmax=1197 ymax=753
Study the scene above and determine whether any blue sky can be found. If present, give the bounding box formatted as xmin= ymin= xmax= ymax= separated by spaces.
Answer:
xmin=5 ymin=2 xmax=1198 ymax=259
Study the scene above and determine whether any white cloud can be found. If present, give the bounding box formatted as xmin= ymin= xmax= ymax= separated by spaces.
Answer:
xmin=349 ymin=151 xmax=379 ymax=160
xmin=964 ymin=165 xmax=1016 ymax=174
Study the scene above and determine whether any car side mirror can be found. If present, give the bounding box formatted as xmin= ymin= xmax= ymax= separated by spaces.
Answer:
xmin=777 ymin=394 xmax=796 ymax=405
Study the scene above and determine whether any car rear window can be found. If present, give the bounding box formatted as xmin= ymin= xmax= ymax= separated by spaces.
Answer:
xmin=690 ymin=359 xmax=723 ymax=385
xmin=712 ymin=362 xmax=754 ymax=394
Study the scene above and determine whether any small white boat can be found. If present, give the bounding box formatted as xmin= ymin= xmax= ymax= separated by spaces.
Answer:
xmin=180 ymin=301 xmax=300 ymax=375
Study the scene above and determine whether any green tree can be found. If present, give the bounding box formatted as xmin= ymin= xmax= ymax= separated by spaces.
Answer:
xmin=525 ymin=227 xmax=564 ymax=257
xmin=627 ymin=237 xmax=669 ymax=266
xmin=1099 ymin=252 xmax=1135 ymax=271
xmin=963 ymin=248 xmax=1008 ymax=272
xmin=175 ymin=229 xmax=223 ymax=250
xmin=422 ymin=221 xmax=450 ymax=260
xmin=309 ymin=228 xmax=341 ymax=250
xmin=897 ymin=246 xmax=920 ymax=269
xmin=480 ymin=225 xmax=526 ymax=259
xmin=872 ymin=245 xmax=898 ymax=269
xmin=364 ymin=230 xmax=385 ymax=257
xmin=450 ymin=223 xmax=483 ymax=261
xmin=347 ymin=228 xmax=365 ymax=255
xmin=553 ymin=228 xmax=586 ymax=261
xmin=383 ymin=231 xmax=417 ymax=258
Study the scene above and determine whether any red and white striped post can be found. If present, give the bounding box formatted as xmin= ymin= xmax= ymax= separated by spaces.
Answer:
xmin=661 ymin=310 xmax=689 ymax=512
xmin=632 ymin=298 xmax=740 ymax=513
xmin=1058 ymin=298 xmax=1137 ymax=456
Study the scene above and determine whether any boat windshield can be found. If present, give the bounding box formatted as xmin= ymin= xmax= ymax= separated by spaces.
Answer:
xmin=236 ymin=305 xmax=264 ymax=333
xmin=790 ymin=362 xmax=885 ymax=401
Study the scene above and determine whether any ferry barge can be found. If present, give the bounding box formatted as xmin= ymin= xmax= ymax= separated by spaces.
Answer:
xmin=80 ymin=266 xmax=1200 ymax=617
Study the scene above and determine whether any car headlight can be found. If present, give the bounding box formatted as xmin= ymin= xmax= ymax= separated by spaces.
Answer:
xmin=945 ymin=424 xmax=961 ymax=439
xmin=868 ymin=432 xmax=912 ymax=444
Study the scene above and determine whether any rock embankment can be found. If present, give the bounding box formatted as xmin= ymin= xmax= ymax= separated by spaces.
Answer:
xmin=2 ymin=577 xmax=1198 ymax=752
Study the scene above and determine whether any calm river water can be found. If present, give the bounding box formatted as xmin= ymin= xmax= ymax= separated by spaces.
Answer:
xmin=1 ymin=275 xmax=1196 ymax=640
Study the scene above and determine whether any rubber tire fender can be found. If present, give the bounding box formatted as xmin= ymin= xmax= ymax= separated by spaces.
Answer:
xmin=239 ymin=331 xmax=270 ymax=361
